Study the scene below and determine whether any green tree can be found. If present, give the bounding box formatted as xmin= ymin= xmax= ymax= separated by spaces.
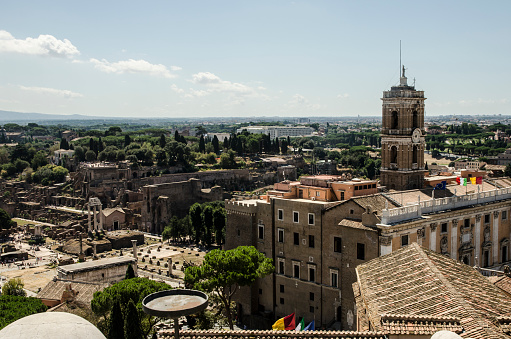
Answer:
xmin=0 ymin=295 xmax=47 ymax=330
xmin=91 ymin=277 xmax=170 ymax=337
xmin=212 ymin=207 xmax=225 ymax=245
xmin=505 ymin=163 xmax=511 ymax=177
xmin=184 ymin=246 xmax=274 ymax=329
xmin=85 ymin=149 xmax=97 ymax=162
xmin=124 ymin=299 xmax=142 ymax=339
xmin=189 ymin=203 xmax=203 ymax=243
xmin=212 ymin=135 xmax=220 ymax=154
xmin=107 ymin=301 xmax=124 ymax=339
xmin=0 ymin=208 xmax=14 ymax=230
xmin=199 ymin=135 xmax=206 ymax=153
xmin=2 ymin=278 xmax=26 ymax=296
xmin=202 ymin=205 xmax=214 ymax=247
xmin=125 ymin=264 xmax=135 ymax=280
xmin=31 ymin=151 xmax=48 ymax=170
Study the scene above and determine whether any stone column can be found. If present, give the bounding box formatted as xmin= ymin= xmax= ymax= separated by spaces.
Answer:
xmin=429 ymin=223 xmax=437 ymax=252
xmin=99 ymin=205 xmax=103 ymax=231
xmin=475 ymin=214 xmax=481 ymax=267
xmin=168 ymin=257 xmax=173 ymax=276
xmin=93 ymin=243 xmax=97 ymax=259
xmin=380 ymin=236 xmax=392 ymax=256
xmin=451 ymin=219 xmax=458 ymax=260
xmin=88 ymin=204 xmax=91 ymax=232
xmin=493 ymin=211 xmax=500 ymax=264
xmin=131 ymin=240 xmax=138 ymax=276
xmin=93 ymin=206 xmax=97 ymax=232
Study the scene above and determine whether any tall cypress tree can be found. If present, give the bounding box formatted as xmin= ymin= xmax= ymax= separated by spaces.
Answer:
xmin=124 ymin=299 xmax=142 ymax=339
xmin=108 ymin=301 xmax=124 ymax=339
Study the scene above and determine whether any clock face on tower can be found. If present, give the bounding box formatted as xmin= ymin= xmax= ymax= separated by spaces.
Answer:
xmin=412 ymin=128 xmax=421 ymax=143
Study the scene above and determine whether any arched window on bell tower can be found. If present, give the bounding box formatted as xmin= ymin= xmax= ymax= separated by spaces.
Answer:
xmin=413 ymin=146 xmax=418 ymax=164
xmin=391 ymin=146 xmax=398 ymax=164
xmin=412 ymin=111 xmax=418 ymax=129
xmin=391 ymin=111 xmax=398 ymax=129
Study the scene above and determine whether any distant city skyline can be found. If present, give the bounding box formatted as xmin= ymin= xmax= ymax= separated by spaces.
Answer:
xmin=0 ymin=1 xmax=509 ymax=118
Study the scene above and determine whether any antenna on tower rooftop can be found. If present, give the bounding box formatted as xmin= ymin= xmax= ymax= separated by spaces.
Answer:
xmin=399 ymin=40 xmax=402 ymax=78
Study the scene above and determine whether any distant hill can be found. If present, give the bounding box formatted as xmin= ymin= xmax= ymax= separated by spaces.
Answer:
xmin=0 ymin=110 xmax=108 ymax=122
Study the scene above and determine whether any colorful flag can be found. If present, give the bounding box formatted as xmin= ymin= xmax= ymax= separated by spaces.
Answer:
xmin=459 ymin=178 xmax=467 ymax=186
xmin=295 ymin=317 xmax=305 ymax=331
xmin=272 ymin=313 xmax=295 ymax=331
xmin=456 ymin=177 xmax=460 ymax=185
xmin=434 ymin=181 xmax=447 ymax=190
xmin=470 ymin=177 xmax=476 ymax=185
xmin=476 ymin=176 xmax=483 ymax=184
xmin=304 ymin=320 xmax=315 ymax=331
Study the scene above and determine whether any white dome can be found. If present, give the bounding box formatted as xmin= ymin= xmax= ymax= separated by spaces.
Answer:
xmin=0 ymin=312 xmax=106 ymax=339
xmin=431 ymin=331 xmax=463 ymax=339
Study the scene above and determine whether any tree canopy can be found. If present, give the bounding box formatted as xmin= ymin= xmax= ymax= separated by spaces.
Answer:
xmin=0 ymin=295 xmax=47 ymax=330
xmin=184 ymin=246 xmax=274 ymax=329
xmin=91 ymin=277 xmax=170 ymax=337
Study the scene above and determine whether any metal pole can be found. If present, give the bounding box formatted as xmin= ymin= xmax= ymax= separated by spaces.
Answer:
xmin=174 ymin=317 xmax=179 ymax=339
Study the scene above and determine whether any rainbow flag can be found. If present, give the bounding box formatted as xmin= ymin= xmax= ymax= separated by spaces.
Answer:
xmin=272 ymin=312 xmax=295 ymax=331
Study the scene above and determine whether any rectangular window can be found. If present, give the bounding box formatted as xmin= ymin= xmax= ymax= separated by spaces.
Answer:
xmin=294 ymin=232 xmax=299 ymax=245
xmin=309 ymin=266 xmax=315 ymax=282
xmin=293 ymin=211 xmax=299 ymax=223
xmin=259 ymin=288 xmax=262 ymax=295
xmin=309 ymin=235 xmax=315 ymax=248
xmin=340 ymin=191 xmax=345 ymax=200
xmin=310 ymin=306 xmax=314 ymax=313
xmin=316 ymin=191 xmax=320 ymax=197
xmin=503 ymin=211 xmax=508 ymax=220
xmin=278 ymin=259 xmax=285 ymax=275
xmin=280 ymin=284 xmax=284 ymax=293
xmin=278 ymin=228 xmax=284 ymax=243
xmin=485 ymin=214 xmax=490 ymax=224
xmin=357 ymin=243 xmax=365 ymax=260
xmin=334 ymin=237 xmax=342 ymax=253
xmin=280 ymin=298 xmax=284 ymax=305
xmin=278 ymin=209 xmax=283 ymax=220
xmin=293 ymin=262 xmax=300 ymax=279
xmin=308 ymin=213 xmax=315 ymax=225
xmin=350 ymin=209 xmax=354 ymax=215
xmin=309 ymin=292 xmax=314 ymax=301
xmin=331 ymin=271 xmax=338 ymax=288
xmin=441 ymin=223 xmax=448 ymax=233
xmin=464 ymin=218 xmax=470 ymax=228
xmin=401 ymin=234 xmax=409 ymax=247
xmin=258 ymin=225 xmax=264 ymax=240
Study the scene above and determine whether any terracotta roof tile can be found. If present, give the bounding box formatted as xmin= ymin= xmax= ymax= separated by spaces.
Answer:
xmin=355 ymin=243 xmax=511 ymax=339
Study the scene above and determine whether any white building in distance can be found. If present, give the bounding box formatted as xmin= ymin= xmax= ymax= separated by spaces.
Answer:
xmin=236 ymin=125 xmax=313 ymax=139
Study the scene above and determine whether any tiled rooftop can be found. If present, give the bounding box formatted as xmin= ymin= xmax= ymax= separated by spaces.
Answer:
xmin=355 ymin=243 xmax=511 ymax=339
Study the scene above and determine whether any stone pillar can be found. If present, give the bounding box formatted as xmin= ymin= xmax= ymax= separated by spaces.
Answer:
xmin=475 ymin=214 xmax=481 ymax=267
xmin=380 ymin=236 xmax=392 ymax=256
xmin=78 ymin=233 xmax=85 ymax=261
xmin=88 ymin=204 xmax=91 ymax=232
xmin=99 ymin=205 xmax=103 ymax=231
xmin=429 ymin=223 xmax=437 ymax=252
xmin=451 ymin=219 xmax=458 ymax=260
xmin=93 ymin=206 xmax=97 ymax=232
xmin=493 ymin=211 xmax=500 ymax=264
xmin=93 ymin=242 xmax=97 ymax=259
xmin=131 ymin=240 xmax=138 ymax=276
xmin=168 ymin=257 xmax=173 ymax=276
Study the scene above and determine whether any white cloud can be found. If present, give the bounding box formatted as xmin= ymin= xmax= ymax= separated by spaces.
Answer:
xmin=170 ymin=66 xmax=182 ymax=71
xmin=0 ymin=30 xmax=79 ymax=58
xmin=90 ymin=58 xmax=177 ymax=78
xmin=191 ymin=72 xmax=258 ymax=96
xmin=337 ymin=93 xmax=350 ymax=99
xmin=287 ymin=93 xmax=322 ymax=112
xmin=19 ymin=86 xmax=83 ymax=99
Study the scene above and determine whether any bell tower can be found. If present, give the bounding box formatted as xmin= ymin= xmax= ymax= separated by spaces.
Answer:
xmin=380 ymin=66 xmax=426 ymax=190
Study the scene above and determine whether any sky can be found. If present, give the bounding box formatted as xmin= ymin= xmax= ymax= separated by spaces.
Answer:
xmin=0 ymin=1 xmax=510 ymax=119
